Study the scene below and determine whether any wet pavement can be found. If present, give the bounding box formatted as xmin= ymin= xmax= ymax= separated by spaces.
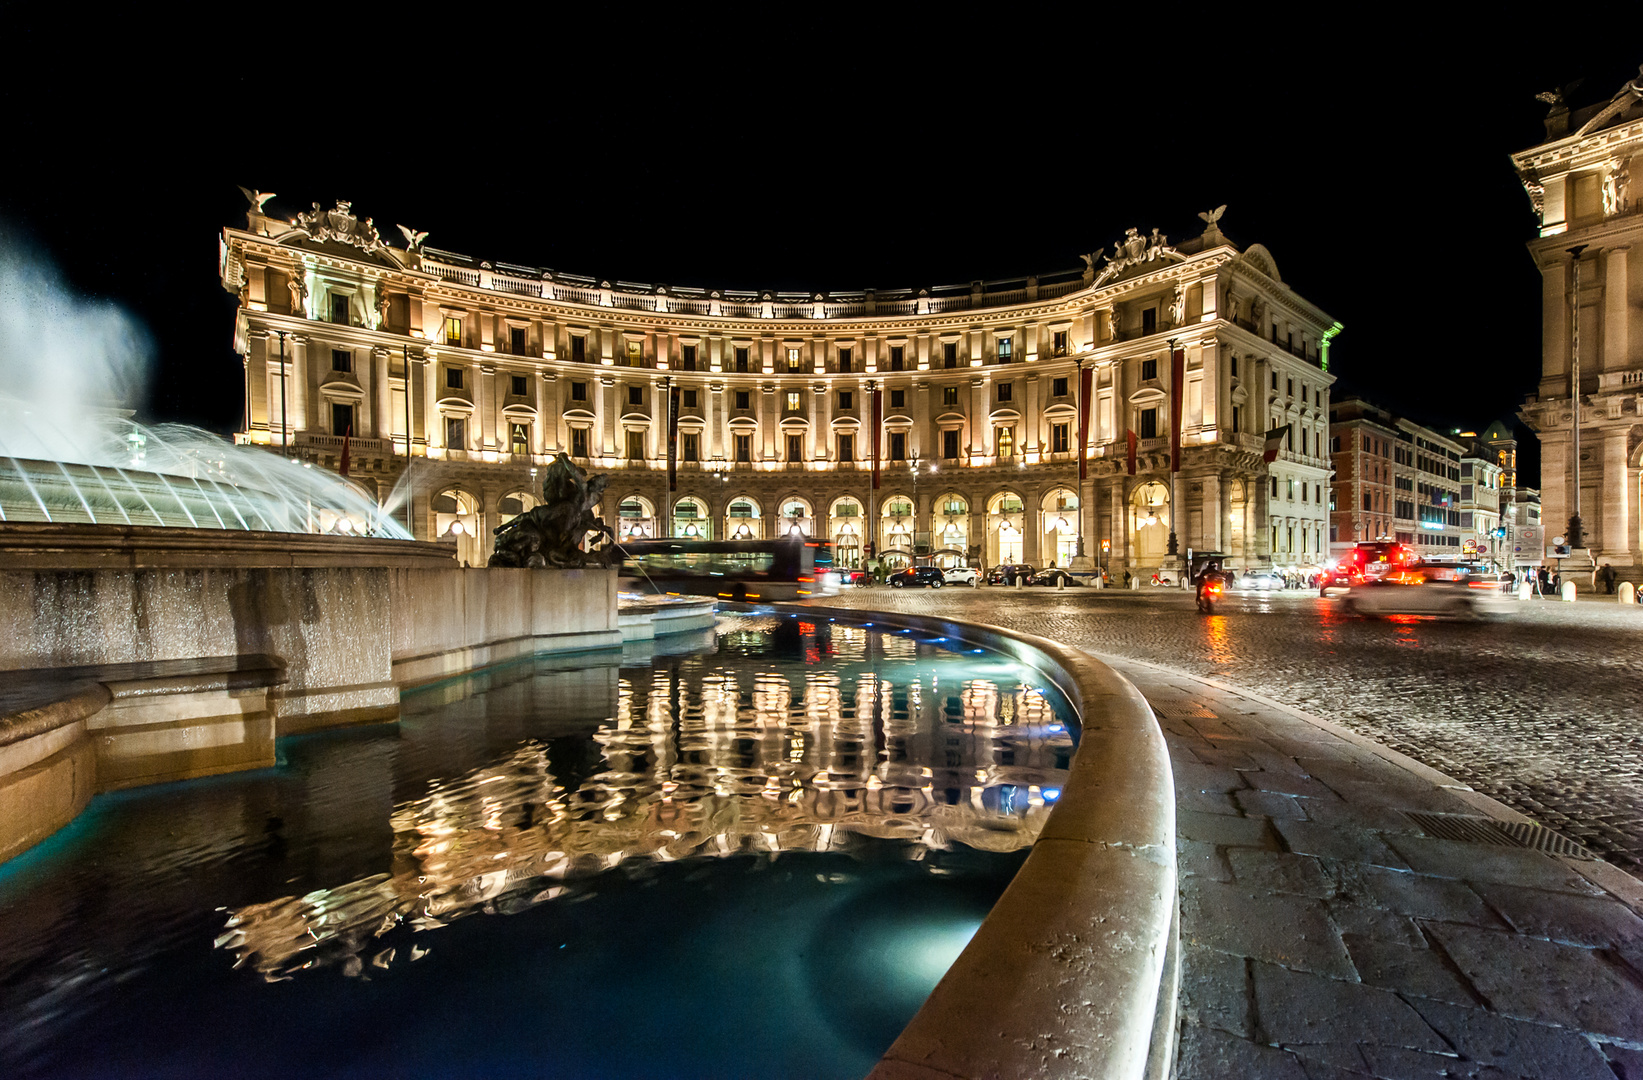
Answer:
xmin=803 ymin=586 xmax=1643 ymax=1078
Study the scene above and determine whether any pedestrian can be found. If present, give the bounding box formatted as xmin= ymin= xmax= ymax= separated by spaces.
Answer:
xmin=1599 ymin=563 xmax=1617 ymax=594
xmin=1537 ymin=565 xmax=1549 ymax=596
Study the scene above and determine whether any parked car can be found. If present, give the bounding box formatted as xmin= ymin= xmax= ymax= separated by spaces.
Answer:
xmin=837 ymin=568 xmax=870 ymax=586
xmin=1340 ymin=564 xmax=1515 ymax=618
xmin=986 ymin=564 xmax=1036 ymax=585
xmin=888 ymin=566 xmax=946 ymax=589
xmin=940 ymin=566 xmax=980 ymax=586
xmin=1027 ymin=568 xmax=1082 ymax=587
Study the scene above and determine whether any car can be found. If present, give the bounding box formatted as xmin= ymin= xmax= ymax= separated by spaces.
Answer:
xmin=837 ymin=568 xmax=870 ymax=586
xmin=1238 ymin=570 xmax=1286 ymax=592
xmin=986 ymin=564 xmax=1036 ymax=585
xmin=1339 ymin=564 xmax=1516 ymax=618
xmin=888 ymin=566 xmax=945 ymax=589
xmin=1027 ymin=568 xmax=1082 ymax=587
xmin=940 ymin=566 xmax=980 ymax=586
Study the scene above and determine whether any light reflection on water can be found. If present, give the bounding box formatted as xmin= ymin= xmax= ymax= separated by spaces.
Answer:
xmin=0 ymin=613 xmax=1074 ymax=1080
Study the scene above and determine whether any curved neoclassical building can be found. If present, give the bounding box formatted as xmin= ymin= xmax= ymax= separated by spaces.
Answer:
xmin=222 ymin=200 xmax=1337 ymax=575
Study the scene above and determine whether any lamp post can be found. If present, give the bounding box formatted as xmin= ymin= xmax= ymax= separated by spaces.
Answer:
xmin=910 ymin=450 xmax=920 ymax=563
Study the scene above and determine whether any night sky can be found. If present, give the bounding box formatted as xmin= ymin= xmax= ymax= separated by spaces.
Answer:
xmin=4 ymin=22 xmax=1639 ymax=483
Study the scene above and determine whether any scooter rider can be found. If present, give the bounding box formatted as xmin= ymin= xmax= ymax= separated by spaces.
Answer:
xmin=1193 ymin=555 xmax=1228 ymax=606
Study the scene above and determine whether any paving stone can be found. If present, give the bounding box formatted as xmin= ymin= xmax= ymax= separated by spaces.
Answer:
xmin=1326 ymin=778 xmax=1481 ymax=815
xmin=1408 ymin=998 xmax=1618 ymax=1080
xmin=1385 ymin=835 xmax=1609 ymax=896
xmin=1289 ymin=797 xmax=1419 ymax=833
xmin=1178 ymin=944 xmax=1252 ymax=1037
xmin=1177 ymin=809 xmax=1278 ymax=848
xmin=1286 ymin=1042 xmax=1373 ymax=1078
xmin=1236 ymin=789 xmax=1311 ymax=819
xmin=1228 ymin=849 xmax=1338 ymax=899
xmin=1341 ymin=934 xmax=1482 ymax=1007
xmin=1181 ymin=880 xmax=1356 ymax=978
xmin=1599 ymin=1043 xmax=1643 ymax=1079
xmin=1175 ymin=1024 xmax=1311 ymax=1080
xmin=1355 ymin=1044 xmax=1471 ymax=1080
xmin=1326 ymin=901 xmax=1427 ymax=948
xmin=1333 ymin=864 xmax=1504 ymax=926
xmin=1178 ymin=787 xmax=1241 ymax=815
xmin=1173 ymin=759 xmax=1248 ymax=794
xmin=1472 ymin=882 xmax=1643 ymax=948
xmin=1178 ymin=839 xmax=1234 ymax=883
xmin=1250 ymin=961 xmax=1448 ymax=1051
xmin=1189 ymin=745 xmax=1265 ymax=770
xmin=1425 ymin=923 xmax=1643 ymax=1039
xmin=1275 ymin=819 xmax=1412 ymax=869
xmin=1246 ymin=770 xmax=1355 ymax=800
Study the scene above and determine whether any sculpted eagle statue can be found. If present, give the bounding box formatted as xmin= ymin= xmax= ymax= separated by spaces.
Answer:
xmin=1198 ymin=204 xmax=1227 ymax=227
xmin=236 ymin=186 xmax=276 ymax=213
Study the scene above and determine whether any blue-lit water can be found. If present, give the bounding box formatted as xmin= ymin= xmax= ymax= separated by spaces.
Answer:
xmin=0 ymin=614 xmax=1075 ymax=1079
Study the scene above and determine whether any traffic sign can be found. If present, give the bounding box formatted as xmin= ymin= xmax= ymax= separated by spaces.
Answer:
xmin=1478 ymin=544 xmax=1488 ymax=554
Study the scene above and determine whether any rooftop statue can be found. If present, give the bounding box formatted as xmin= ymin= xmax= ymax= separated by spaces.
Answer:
xmin=488 ymin=453 xmax=615 ymax=568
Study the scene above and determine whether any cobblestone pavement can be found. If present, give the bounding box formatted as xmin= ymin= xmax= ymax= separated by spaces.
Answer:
xmin=808 ymin=586 xmax=1643 ymax=874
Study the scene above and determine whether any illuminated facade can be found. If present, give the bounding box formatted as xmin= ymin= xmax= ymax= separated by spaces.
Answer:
xmin=1515 ymin=67 xmax=1643 ymax=568
xmin=222 ymin=200 xmax=1338 ymax=572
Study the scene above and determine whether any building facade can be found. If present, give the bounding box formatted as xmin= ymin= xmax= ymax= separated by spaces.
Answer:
xmin=1514 ymin=66 xmax=1643 ymax=570
xmin=221 ymin=200 xmax=1337 ymax=575
xmin=1328 ymin=398 xmax=1507 ymax=566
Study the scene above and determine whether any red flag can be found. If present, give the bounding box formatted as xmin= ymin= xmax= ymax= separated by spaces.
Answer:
xmin=1077 ymin=365 xmax=1092 ymax=482
xmin=870 ymin=384 xmax=882 ymax=491
xmin=666 ymin=384 xmax=680 ymax=492
xmin=339 ymin=425 xmax=352 ymax=477
xmin=1262 ymin=425 xmax=1287 ymax=464
xmin=1169 ymin=346 xmax=1184 ymax=473
xmin=1126 ymin=429 xmax=1137 ymax=476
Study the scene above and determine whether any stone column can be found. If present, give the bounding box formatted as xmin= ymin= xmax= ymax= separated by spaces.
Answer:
xmin=1603 ymin=429 xmax=1630 ymax=558
xmin=289 ymin=335 xmax=309 ymax=434
xmin=755 ymin=386 xmax=767 ymax=460
xmin=650 ymin=377 xmax=665 ymax=459
xmin=476 ymin=362 xmax=493 ymax=449
xmin=371 ymin=348 xmax=390 ymax=439
xmin=1605 ymin=246 xmax=1630 ymax=371
xmin=1541 ymin=259 xmax=1569 ymax=392
xmin=972 ymin=375 xmax=991 ymax=455
xmin=1199 ymin=337 xmax=1219 ymax=432
xmin=1202 ymin=473 xmax=1223 ymax=552
xmin=816 ymin=383 xmax=832 ymax=459
xmin=1111 ymin=478 xmax=1128 ymax=574
xmin=422 ymin=350 xmax=440 ymax=449
xmin=1540 ymin=436 xmax=1568 ymax=551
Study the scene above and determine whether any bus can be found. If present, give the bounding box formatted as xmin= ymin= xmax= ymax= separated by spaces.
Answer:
xmin=616 ymin=537 xmax=839 ymax=601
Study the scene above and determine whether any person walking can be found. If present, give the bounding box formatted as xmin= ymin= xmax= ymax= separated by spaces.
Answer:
xmin=1599 ymin=563 xmax=1617 ymax=594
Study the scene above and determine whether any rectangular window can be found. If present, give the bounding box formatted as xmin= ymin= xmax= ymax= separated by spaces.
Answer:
xmin=510 ymin=422 xmax=529 ymax=455
xmin=682 ymin=432 xmax=699 ymax=462
xmin=1231 ymin=356 xmax=1240 ymax=377
xmin=996 ymin=425 xmax=1015 ymax=457
xmin=1287 ymin=425 xmax=1294 ymax=451
xmin=1051 ymin=422 xmax=1070 ymax=453
xmin=510 ymin=326 xmax=527 ymax=355
xmin=1141 ymin=308 xmax=1157 ymax=335
xmin=570 ymin=381 xmax=587 ymax=402
xmin=1461 ymin=484 xmax=1474 ymax=500
xmin=331 ymin=402 xmax=353 ymax=436
xmin=890 ymin=389 xmax=905 ymax=409
xmin=1287 ymin=479 xmax=1296 ymax=500
xmin=1053 ymin=377 xmax=1069 ymax=397
xmin=328 ymin=348 xmax=352 ymax=374
xmin=1271 ymin=371 xmax=1279 ymax=390
xmin=444 ymin=316 xmax=462 ymax=346
xmin=997 ymin=383 xmax=1013 ymax=403
xmin=735 ymin=347 xmax=749 ymax=372
xmin=1287 ymin=378 xmax=1294 ymax=397
xmin=890 ymin=345 xmax=905 ymax=371
xmin=889 ymin=432 xmax=906 ymax=461
xmin=571 ymin=427 xmax=589 ymax=457
xmin=943 ymin=342 xmax=957 ymax=368
xmin=735 ymin=390 xmax=750 ymax=410
xmin=683 ymin=389 xmax=698 ymax=408
xmin=997 ymin=338 xmax=1013 ymax=363
xmin=446 ymin=366 xmax=464 ymax=390
xmin=681 ymin=344 xmax=697 ymax=371
xmin=942 ymin=386 xmax=958 ymax=406
xmin=786 ymin=348 xmax=802 ymax=371
xmin=331 ymin=294 xmax=350 ymax=325
xmin=1052 ymin=330 xmax=1069 ymax=356
xmin=1140 ymin=407 xmax=1158 ymax=440
xmin=571 ymin=335 xmax=587 ymax=363
xmin=735 ymin=433 xmax=752 ymax=462
xmin=839 ymin=347 xmax=853 ymax=373
xmin=1141 ymin=357 xmax=1158 ymax=381
xmin=788 ymin=433 xmax=803 ymax=461
xmin=943 ymin=428 xmax=959 ymax=459
xmin=628 ymin=386 xmax=643 ymax=406
xmin=511 ymin=374 xmax=528 ymax=397
xmin=627 ymin=429 xmax=645 ymax=459
xmin=786 ymin=391 xmax=800 ymax=411
xmin=1330 ymin=435 xmax=1341 ymax=453
xmin=839 ymin=391 xmax=853 ymax=410
xmin=445 ymin=415 xmax=466 ymax=449
xmin=838 ymin=434 xmax=854 ymax=462
xmin=1363 ymin=492 xmax=1372 ymax=511
xmin=1231 ymin=405 xmax=1240 ymax=433
xmin=625 ymin=341 xmax=642 ymax=367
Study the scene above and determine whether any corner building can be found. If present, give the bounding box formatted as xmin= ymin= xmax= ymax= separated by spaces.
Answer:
xmin=221 ymin=202 xmax=1337 ymax=575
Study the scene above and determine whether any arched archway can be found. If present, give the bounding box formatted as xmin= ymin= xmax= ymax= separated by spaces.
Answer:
xmin=1040 ymin=487 xmax=1080 ymax=567
xmin=1130 ymin=481 xmax=1170 ymax=566
xmin=987 ymin=490 xmax=1025 ymax=566
xmin=880 ymin=492 xmax=915 ymax=563
xmin=618 ymin=494 xmax=657 ymax=540
xmin=672 ymin=496 xmax=710 ymax=539
xmin=931 ymin=492 xmax=970 ymax=568
xmin=777 ymin=496 xmax=813 ymax=537
xmin=725 ymin=495 xmax=762 ymax=541
xmin=431 ymin=486 xmax=482 ymax=566
xmin=829 ymin=496 xmax=865 ymax=567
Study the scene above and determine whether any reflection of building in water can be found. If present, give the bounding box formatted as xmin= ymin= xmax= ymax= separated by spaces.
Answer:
xmin=218 ymin=623 xmax=1072 ymax=980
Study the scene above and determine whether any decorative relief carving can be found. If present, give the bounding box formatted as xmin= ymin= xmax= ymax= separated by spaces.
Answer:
xmin=294 ymin=200 xmax=385 ymax=253
xmin=1093 ymin=228 xmax=1178 ymax=286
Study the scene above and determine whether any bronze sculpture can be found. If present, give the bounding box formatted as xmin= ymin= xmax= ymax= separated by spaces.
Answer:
xmin=487 ymin=453 xmax=614 ymax=568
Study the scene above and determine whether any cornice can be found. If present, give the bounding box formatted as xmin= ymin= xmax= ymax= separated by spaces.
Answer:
xmin=1512 ymin=118 xmax=1643 ymax=177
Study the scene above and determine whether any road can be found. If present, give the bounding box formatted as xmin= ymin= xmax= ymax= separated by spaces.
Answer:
xmin=805 ymin=584 xmax=1643 ymax=874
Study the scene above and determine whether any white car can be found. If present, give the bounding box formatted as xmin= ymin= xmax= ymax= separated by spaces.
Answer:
xmin=941 ymin=566 xmax=980 ymax=586
xmin=1341 ymin=564 xmax=1515 ymax=618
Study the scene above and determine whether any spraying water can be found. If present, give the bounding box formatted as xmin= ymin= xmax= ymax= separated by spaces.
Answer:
xmin=0 ymin=226 xmax=408 ymax=537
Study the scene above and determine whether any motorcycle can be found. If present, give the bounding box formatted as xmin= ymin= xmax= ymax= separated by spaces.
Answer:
xmin=1196 ymin=574 xmax=1226 ymax=614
